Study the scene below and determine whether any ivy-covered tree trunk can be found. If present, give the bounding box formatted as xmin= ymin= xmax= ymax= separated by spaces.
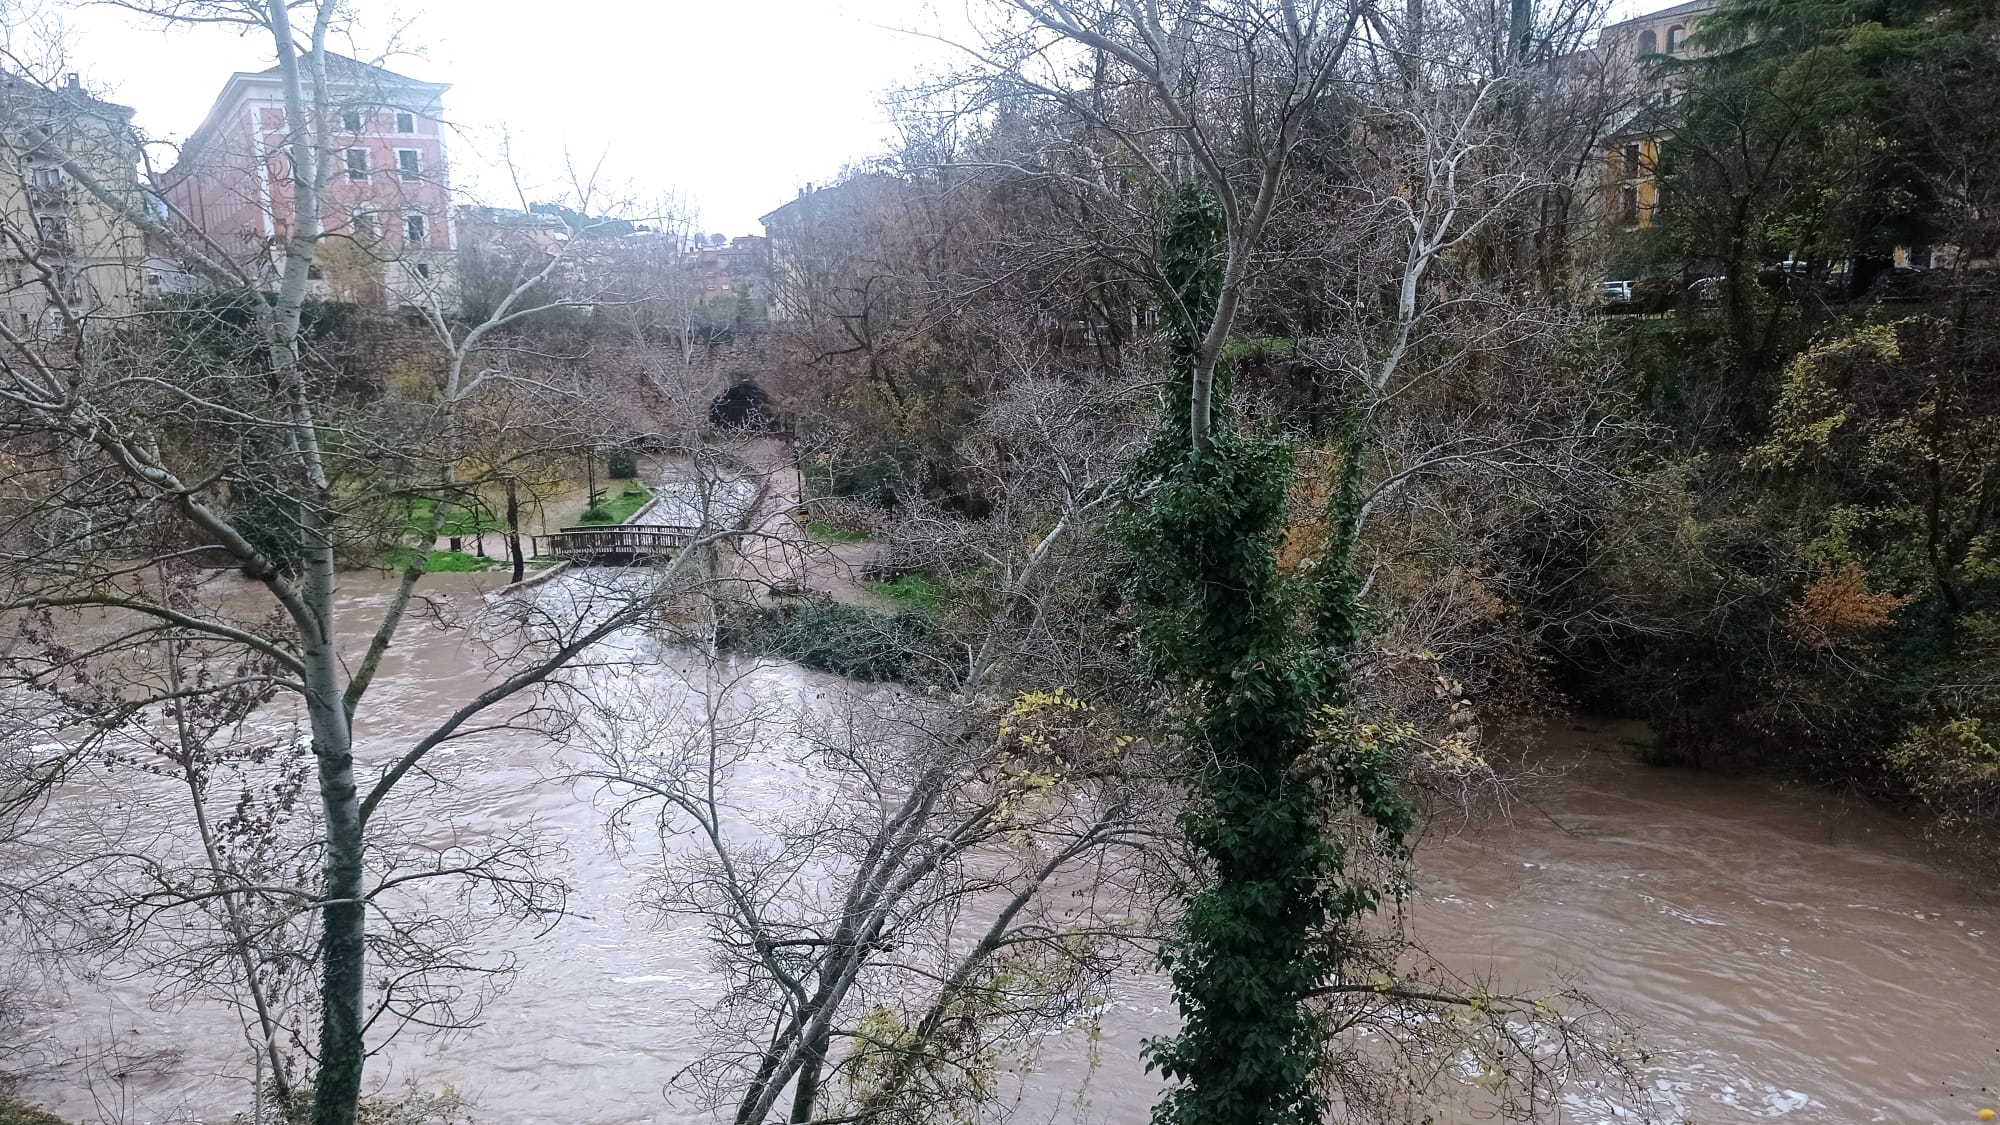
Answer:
xmin=1132 ymin=185 xmax=1412 ymax=1125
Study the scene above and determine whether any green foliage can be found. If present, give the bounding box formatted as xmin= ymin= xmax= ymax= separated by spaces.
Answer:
xmin=805 ymin=520 xmax=870 ymax=545
xmin=405 ymin=495 xmax=495 ymax=539
xmin=867 ymin=570 xmax=946 ymax=611
xmin=0 ymin=1097 xmax=70 ymax=1125
xmin=1651 ymin=0 xmax=2000 ymax=306
xmin=717 ymin=602 xmax=950 ymax=683
xmin=152 ymin=291 xmax=354 ymax=354
xmin=1570 ymin=306 xmax=2000 ymax=872
xmin=1130 ymin=185 xmax=1411 ymax=1125
xmin=1218 ymin=334 xmax=1298 ymax=362
xmin=576 ymin=482 xmax=652 ymax=526
xmin=252 ymin=1085 xmax=475 ymax=1125
xmin=227 ymin=470 xmax=310 ymax=576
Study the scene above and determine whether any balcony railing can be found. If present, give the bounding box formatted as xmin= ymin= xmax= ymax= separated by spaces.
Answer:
xmin=27 ymin=184 xmax=66 ymax=209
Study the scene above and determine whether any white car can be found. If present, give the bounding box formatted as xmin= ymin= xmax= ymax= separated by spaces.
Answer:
xmin=1601 ymin=280 xmax=1635 ymax=303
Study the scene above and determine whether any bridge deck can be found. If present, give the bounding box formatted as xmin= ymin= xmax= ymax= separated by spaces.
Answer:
xmin=536 ymin=524 xmax=698 ymax=565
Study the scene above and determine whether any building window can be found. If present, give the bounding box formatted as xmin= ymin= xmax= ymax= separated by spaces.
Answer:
xmin=405 ymin=213 xmax=427 ymax=244
xmin=416 ymin=262 xmax=431 ymax=279
xmin=342 ymin=109 xmax=363 ymax=132
xmin=1666 ymin=24 xmax=1686 ymax=53
xmin=35 ymin=215 xmax=69 ymax=247
xmin=353 ymin=209 xmax=376 ymax=238
xmin=396 ymin=149 xmax=421 ymax=181
xmin=27 ymin=165 xmax=64 ymax=207
xmin=396 ymin=112 xmax=415 ymax=133
xmin=1623 ymin=142 xmax=1643 ymax=177
xmin=1620 ymin=186 xmax=1640 ymax=225
xmin=345 ymin=148 xmax=368 ymax=181
xmin=1637 ymin=29 xmax=1657 ymax=55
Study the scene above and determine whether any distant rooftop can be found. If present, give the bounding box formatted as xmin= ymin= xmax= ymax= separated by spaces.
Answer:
xmin=251 ymin=51 xmax=449 ymax=94
xmin=0 ymin=70 xmax=137 ymax=122
xmin=1604 ymin=0 xmax=1717 ymax=33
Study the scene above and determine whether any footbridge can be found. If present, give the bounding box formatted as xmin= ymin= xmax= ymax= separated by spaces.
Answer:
xmin=535 ymin=524 xmax=699 ymax=565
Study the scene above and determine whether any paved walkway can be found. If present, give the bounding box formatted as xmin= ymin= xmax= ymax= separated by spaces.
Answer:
xmin=729 ymin=437 xmax=885 ymax=606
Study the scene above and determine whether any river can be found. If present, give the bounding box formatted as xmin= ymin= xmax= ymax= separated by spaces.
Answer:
xmin=7 ymin=572 xmax=1996 ymax=1125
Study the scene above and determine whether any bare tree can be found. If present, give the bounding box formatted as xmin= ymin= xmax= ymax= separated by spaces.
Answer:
xmin=555 ymin=371 xmax=1174 ymax=1125
xmin=898 ymin=4 xmax=1650 ymax=1123
xmin=0 ymin=8 xmax=753 ymax=1124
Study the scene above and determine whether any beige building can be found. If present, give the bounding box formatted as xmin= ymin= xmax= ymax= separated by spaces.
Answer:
xmin=1601 ymin=0 xmax=1714 ymax=66
xmin=0 ymin=73 xmax=150 ymax=335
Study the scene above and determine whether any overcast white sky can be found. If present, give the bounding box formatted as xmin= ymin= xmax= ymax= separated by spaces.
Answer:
xmin=47 ymin=0 xmax=962 ymax=237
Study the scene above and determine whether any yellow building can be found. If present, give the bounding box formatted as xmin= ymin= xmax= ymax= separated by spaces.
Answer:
xmin=1606 ymin=131 xmax=1666 ymax=230
xmin=1596 ymin=0 xmax=1715 ymax=231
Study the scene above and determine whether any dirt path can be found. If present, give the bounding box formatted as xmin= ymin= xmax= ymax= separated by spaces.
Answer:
xmin=730 ymin=437 xmax=887 ymax=606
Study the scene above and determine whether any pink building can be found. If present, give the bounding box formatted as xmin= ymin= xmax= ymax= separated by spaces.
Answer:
xmin=164 ymin=53 xmax=453 ymax=303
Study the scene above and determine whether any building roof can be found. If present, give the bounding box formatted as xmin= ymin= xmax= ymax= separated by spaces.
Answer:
xmin=253 ymin=50 xmax=449 ymax=94
xmin=1603 ymin=0 xmax=1717 ymax=35
xmin=0 ymin=71 xmax=137 ymax=124
xmin=758 ymin=173 xmax=898 ymax=230
xmin=1606 ymin=98 xmax=1686 ymax=141
xmin=173 ymin=51 xmax=450 ymax=172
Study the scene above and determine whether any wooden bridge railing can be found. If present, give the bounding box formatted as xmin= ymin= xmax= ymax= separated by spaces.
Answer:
xmin=535 ymin=524 xmax=699 ymax=564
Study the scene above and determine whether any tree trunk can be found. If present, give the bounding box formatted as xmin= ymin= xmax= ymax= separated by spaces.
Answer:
xmin=303 ymin=632 xmax=366 ymax=1125
xmin=507 ymin=478 xmax=526 ymax=584
xmin=789 ymin=1028 xmax=829 ymax=1124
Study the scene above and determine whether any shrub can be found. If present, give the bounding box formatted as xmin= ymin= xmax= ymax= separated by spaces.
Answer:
xmin=0 ymin=1098 xmax=70 ymax=1125
xmin=718 ymin=602 xmax=951 ymax=683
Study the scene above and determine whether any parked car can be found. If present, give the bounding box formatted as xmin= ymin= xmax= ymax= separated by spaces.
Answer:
xmin=1601 ymin=279 xmax=1635 ymax=304
xmin=1869 ymin=265 xmax=1934 ymax=302
xmin=1631 ymin=275 xmax=1678 ymax=313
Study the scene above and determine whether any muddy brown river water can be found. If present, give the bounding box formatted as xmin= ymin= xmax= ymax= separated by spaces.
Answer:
xmin=10 ymin=573 xmax=1998 ymax=1124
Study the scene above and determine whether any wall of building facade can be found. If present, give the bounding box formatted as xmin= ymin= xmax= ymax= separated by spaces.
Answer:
xmin=163 ymin=59 xmax=454 ymax=307
xmin=0 ymin=78 xmax=148 ymax=333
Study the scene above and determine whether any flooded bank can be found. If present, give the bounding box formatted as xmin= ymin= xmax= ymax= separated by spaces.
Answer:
xmin=8 ymin=578 xmax=1996 ymax=1124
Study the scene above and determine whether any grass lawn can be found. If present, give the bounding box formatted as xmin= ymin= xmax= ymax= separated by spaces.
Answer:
xmin=806 ymin=520 xmax=870 ymax=544
xmin=868 ymin=570 xmax=947 ymax=611
xmin=383 ymin=546 xmax=508 ymax=573
xmin=405 ymin=495 xmax=497 ymax=538
xmin=576 ymin=481 xmax=653 ymax=526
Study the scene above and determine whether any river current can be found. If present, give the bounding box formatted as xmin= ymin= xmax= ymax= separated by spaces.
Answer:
xmin=9 ymin=572 xmax=1997 ymax=1124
